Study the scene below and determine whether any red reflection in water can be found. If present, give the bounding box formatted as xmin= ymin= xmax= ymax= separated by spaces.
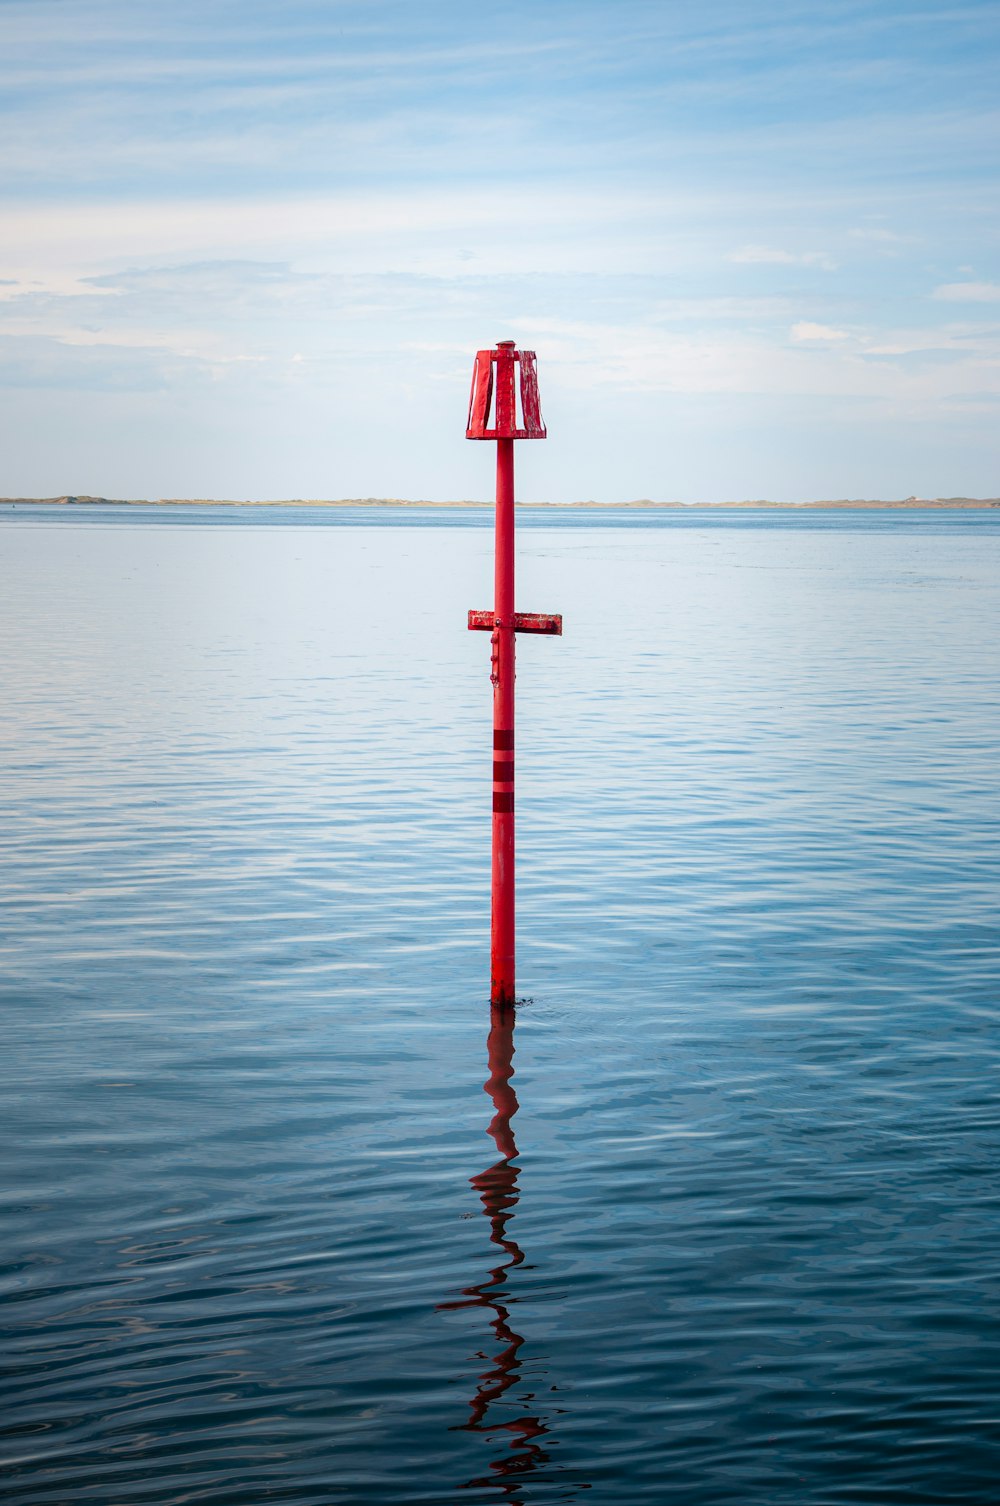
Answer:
xmin=438 ymin=1001 xmax=555 ymax=1500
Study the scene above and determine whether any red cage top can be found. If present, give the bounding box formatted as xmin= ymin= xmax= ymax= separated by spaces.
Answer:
xmin=466 ymin=340 xmax=547 ymax=441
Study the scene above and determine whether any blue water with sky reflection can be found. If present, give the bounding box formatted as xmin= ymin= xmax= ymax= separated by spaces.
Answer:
xmin=2 ymin=507 xmax=999 ymax=1504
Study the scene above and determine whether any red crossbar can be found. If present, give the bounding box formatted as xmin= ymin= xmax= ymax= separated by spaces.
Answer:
xmin=468 ymin=610 xmax=562 ymax=636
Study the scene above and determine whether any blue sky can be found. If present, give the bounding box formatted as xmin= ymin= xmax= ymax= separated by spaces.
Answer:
xmin=1 ymin=0 xmax=998 ymax=501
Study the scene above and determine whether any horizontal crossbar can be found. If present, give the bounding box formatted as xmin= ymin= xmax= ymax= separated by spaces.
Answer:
xmin=468 ymin=610 xmax=562 ymax=636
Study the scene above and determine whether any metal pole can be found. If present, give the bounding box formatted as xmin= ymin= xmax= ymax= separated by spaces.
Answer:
xmin=466 ymin=339 xmax=558 ymax=1008
xmin=492 ymin=437 xmax=516 ymax=1007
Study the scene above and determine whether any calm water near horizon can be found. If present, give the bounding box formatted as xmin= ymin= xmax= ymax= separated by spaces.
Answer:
xmin=2 ymin=506 xmax=999 ymax=1503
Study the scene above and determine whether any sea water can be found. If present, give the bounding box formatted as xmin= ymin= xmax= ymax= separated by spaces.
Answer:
xmin=2 ymin=507 xmax=999 ymax=1504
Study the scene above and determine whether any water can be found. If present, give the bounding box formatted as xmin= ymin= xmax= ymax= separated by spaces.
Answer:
xmin=2 ymin=506 xmax=999 ymax=1504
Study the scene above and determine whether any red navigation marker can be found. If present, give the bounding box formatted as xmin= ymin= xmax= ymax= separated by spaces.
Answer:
xmin=467 ymin=341 xmax=562 ymax=1007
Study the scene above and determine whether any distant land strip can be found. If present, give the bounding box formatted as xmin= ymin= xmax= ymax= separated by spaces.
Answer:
xmin=3 ymin=495 xmax=999 ymax=509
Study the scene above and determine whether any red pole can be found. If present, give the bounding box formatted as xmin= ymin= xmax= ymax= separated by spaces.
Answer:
xmin=466 ymin=339 xmax=558 ymax=1009
xmin=492 ymin=437 xmax=516 ymax=1006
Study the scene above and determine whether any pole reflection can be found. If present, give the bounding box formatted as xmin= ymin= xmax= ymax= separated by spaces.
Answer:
xmin=439 ymin=1001 xmax=556 ymax=1500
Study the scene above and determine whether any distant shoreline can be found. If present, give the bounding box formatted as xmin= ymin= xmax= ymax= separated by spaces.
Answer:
xmin=3 ymin=495 xmax=999 ymax=510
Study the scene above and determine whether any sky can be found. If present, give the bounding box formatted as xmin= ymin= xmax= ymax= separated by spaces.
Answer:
xmin=1 ymin=0 xmax=998 ymax=503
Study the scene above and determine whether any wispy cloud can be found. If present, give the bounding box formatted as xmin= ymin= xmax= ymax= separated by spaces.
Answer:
xmin=791 ymin=322 xmax=850 ymax=343
xmin=932 ymin=282 xmax=1000 ymax=302
xmin=848 ymin=226 xmax=907 ymax=243
xmin=729 ymin=246 xmax=838 ymax=271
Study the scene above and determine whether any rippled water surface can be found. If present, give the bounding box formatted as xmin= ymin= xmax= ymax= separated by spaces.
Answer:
xmin=2 ymin=506 xmax=999 ymax=1504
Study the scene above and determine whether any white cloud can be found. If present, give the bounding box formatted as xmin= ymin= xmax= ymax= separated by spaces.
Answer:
xmin=0 ymin=274 xmax=118 ymax=301
xmin=932 ymin=282 xmax=1000 ymax=303
xmin=0 ymin=188 xmax=713 ymax=284
xmin=848 ymin=227 xmax=906 ymax=243
xmin=729 ymin=246 xmax=837 ymax=270
xmin=791 ymin=322 xmax=850 ymax=342
xmin=504 ymin=315 xmax=1000 ymax=412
